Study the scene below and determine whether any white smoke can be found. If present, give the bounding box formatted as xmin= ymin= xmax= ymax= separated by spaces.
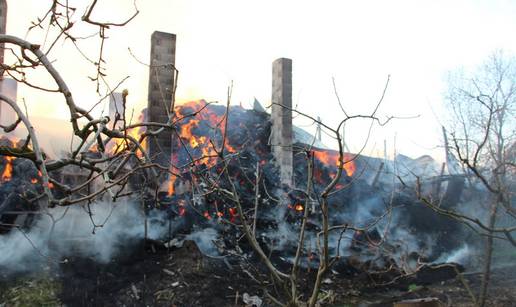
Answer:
xmin=435 ymin=244 xmax=471 ymax=265
xmin=185 ymin=227 xmax=219 ymax=256
xmin=0 ymin=201 xmax=169 ymax=274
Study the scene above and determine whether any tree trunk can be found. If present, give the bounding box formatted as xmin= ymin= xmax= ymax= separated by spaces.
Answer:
xmin=478 ymin=199 xmax=498 ymax=306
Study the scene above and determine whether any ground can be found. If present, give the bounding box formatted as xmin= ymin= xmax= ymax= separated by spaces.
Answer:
xmin=1 ymin=240 xmax=515 ymax=306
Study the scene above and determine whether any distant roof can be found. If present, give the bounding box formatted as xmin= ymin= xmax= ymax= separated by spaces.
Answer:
xmin=293 ymin=126 xmax=328 ymax=149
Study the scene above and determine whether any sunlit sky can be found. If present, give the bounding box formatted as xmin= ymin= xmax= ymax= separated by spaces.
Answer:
xmin=5 ymin=0 xmax=516 ymax=160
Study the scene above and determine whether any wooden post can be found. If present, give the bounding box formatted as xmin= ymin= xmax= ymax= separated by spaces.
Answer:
xmin=252 ymin=161 xmax=260 ymax=237
xmin=371 ymin=162 xmax=384 ymax=188
xmin=432 ymin=162 xmax=446 ymax=201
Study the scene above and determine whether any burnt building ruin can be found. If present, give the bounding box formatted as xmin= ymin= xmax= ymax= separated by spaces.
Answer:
xmin=147 ymin=31 xmax=176 ymax=167
xmin=270 ymin=58 xmax=293 ymax=187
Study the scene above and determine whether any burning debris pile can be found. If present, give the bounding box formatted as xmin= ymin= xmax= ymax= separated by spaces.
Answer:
xmin=0 ymin=100 xmax=481 ymax=305
xmin=0 ymin=137 xmax=43 ymax=234
xmin=130 ymin=101 xmax=472 ymax=273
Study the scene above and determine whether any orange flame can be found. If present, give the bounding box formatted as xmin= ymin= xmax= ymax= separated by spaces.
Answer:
xmin=107 ymin=111 xmax=147 ymax=158
xmin=173 ymin=100 xmax=238 ymax=170
xmin=313 ymin=149 xmax=356 ymax=177
xmin=1 ymin=156 xmax=14 ymax=182
xmin=167 ymin=175 xmax=177 ymax=196
xmin=1 ymin=137 xmax=20 ymax=182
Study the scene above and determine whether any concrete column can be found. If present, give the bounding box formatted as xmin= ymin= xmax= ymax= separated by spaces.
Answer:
xmin=0 ymin=78 xmax=17 ymax=129
xmin=109 ymin=92 xmax=124 ymax=129
xmin=147 ymin=31 xmax=176 ymax=167
xmin=0 ymin=1 xmax=15 ymax=129
xmin=0 ymin=0 xmax=6 ymax=69
xmin=271 ymin=58 xmax=293 ymax=187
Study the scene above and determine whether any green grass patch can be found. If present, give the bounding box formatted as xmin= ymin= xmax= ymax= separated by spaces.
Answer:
xmin=0 ymin=277 xmax=61 ymax=307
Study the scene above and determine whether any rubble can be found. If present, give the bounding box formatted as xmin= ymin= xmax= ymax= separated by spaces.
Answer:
xmin=0 ymin=101 xmax=501 ymax=306
xmin=0 ymin=238 xmax=511 ymax=306
xmin=242 ymin=293 xmax=262 ymax=307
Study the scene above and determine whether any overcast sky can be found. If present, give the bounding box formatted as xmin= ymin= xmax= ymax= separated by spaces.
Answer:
xmin=5 ymin=0 xmax=516 ymax=160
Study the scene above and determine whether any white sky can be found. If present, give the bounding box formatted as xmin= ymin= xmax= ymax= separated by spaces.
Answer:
xmin=5 ymin=0 xmax=516 ymax=160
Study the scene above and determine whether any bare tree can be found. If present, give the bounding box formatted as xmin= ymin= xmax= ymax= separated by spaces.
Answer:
xmin=0 ymin=1 xmax=180 ymax=238
xmin=440 ymin=50 xmax=516 ymax=307
xmin=201 ymin=77 xmax=403 ymax=307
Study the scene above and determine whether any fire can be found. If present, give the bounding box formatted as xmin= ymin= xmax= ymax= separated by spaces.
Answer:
xmin=177 ymin=199 xmax=186 ymax=216
xmin=312 ymin=149 xmax=356 ymax=177
xmin=190 ymin=136 xmax=206 ymax=148
xmin=315 ymin=151 xmax=332 ymax=165
xmin=167 ymin=175 xmax=177 ymax=196
xmin=179 ymin=207 xmax=186 ymax=216
xmin=228 ymin=207 xmax=238 ymax=222
xmin=1 ymin=137 xmax=20 ymax=182
xmin=224 ymin=142 xmax=237 ymax=153
xmin=229 ymin=207 xmax=238 ymax=217
xmin=1 ymin=156 xmax=14 ymax=182
xmin=107 ymin=111 xmax=147 ymax=158
xmin=173 ymin=100 xmax=238 ymax=170
xmin=27 ymin=170 xmax=55 ymax=188
xmin=181 ymin=119 xmax=200 ymax=140
xmin=288 ymin=203 xmax=305 ymax=212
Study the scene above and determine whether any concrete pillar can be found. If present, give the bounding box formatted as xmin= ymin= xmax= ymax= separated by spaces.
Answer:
xmin=0 ymin=0 xmax=6 ymax=69
xmin=0 ymin=1 xmax=15 ymax=130
xmin=0 ymin=78 xmax=17 ymax=129
xmin=316 ymin=116 xmax=322 ymax=142
xmin=271 ymin=58 xmax=293 ymax=187
xmin=147 ymin=31 xmax=176 ymax=167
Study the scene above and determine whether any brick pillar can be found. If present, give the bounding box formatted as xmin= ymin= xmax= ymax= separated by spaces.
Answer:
xmin=271 ymin=58 xmax=293 ymax=187
xmin=147 ymin=31 xmax=176 ymax=167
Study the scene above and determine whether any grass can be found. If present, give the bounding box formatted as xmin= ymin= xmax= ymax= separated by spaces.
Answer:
xmin=0 ymin=277 xmax=61 ymax=307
